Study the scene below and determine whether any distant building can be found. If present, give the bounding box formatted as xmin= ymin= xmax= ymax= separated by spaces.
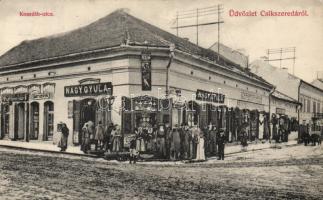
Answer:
xmin=209 ymin=42 xmax=248 ymax=68
xmin=311 ymin=79 xmax=323 ymax=90
xmin=250 ymin=60 xmax=323 ymax=126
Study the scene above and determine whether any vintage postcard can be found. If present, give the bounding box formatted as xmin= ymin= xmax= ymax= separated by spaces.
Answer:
xmin=0 ymin=0 xmax=322 ymax=199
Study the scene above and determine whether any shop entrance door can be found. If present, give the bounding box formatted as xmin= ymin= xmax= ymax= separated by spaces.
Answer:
xmin=14 ymin=103 xmax=26 ymax=140
xmin=44 ymin=101 xmax=54 ymax=141
xmin=80 ymin=98 xmax=96 ymax=128
xmin=30 ymin=102 xmax=39 ymax=140
xmin=1 ymin=104 xmax=10 ymax=139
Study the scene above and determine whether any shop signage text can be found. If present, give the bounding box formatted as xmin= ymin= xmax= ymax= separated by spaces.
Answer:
xmin=30 ymin=93 xmax=51 ymax=100
xmin=196 ymin=89 xmax=225 ymax=103
xmin=276 ymin=108 xmax=286 ymax=115
xmin=1 ymin=93 xmax=29 ymax=102
xmin=64 ymin=82 xmax=113 ymax=97
xmin=241 ymin=91 xmax=262 ymax=104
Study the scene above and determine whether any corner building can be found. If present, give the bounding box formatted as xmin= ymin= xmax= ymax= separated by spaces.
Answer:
xmin=0 ymin=10 xmax=273 ymax=147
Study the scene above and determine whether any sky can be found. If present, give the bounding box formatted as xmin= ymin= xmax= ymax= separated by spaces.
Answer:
xmin=0 ymin=0 xmax=322 ymax=82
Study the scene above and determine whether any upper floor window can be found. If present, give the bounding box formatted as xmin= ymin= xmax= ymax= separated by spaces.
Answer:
xmin=307 ymin=99 xmax=311 ymax=113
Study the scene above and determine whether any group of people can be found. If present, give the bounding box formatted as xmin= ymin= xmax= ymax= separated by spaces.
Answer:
xmin=128 ymin=123 xmax=227 ymax=161
xmin=80 ymin=121 xmax=122 ymax=153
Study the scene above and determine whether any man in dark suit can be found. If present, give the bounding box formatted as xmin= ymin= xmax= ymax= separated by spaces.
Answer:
xmin=217 ymin=129 xmax=226 ymax=160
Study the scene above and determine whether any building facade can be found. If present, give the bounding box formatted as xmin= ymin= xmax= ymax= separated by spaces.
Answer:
xmin=251 ymin=60 xmax=323 ymax=134
xmin=0 ymin=10 xmax=274 ymax=148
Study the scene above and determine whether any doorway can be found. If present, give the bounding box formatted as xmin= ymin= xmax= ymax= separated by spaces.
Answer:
xmin=44 ymin=101 xmax=54 ymax=141
xmin=1 ymin=104 xmax=10 ymax=139
xmin=14 ymin=103 xmax=27 ymax=140
xmin=30 ymin=102 xmax=39 ymax=140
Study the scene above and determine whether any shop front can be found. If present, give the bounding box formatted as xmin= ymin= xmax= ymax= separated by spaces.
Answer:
xmin=0 ymin=83 xmax=56 ymax=142
xmin=64 ymin=81 xmax=114 ymax=145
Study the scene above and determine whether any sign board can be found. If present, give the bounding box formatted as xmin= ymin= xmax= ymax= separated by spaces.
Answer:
xmin=196 ymin=89 xmax=225 ymax=103
xmin=237 ymin=100 xmax=264 ymax=111
xmin=241 ymin=91 xmax=262 ymax=104
xmin=141 ymin=50 xmax=152 ymax=91
xmin=30 ymin=93 xmax=51 ymax=100
xmin=64 ymin=82 xmax=113 ymax=97
xmin=1 ymin=93 xmax=28 ymax=102
xmin=276 ymin=108 xmax=286 ymax=115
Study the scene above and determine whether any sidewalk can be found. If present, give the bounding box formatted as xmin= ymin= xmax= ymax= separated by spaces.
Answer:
xmin=0 ymin=140 xmax=96 ymax=157
xmin=0 ymin=139 xmax=298 ymax=159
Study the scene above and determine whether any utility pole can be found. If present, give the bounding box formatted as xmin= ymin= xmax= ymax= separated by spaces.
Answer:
xmin=217 ymin=4 xmax=220 ymax=61
xmin=265 ymin=47 xmax=296 ymax=74
xmin=196 ymin=8 xmax=199 ymax=46
xmin=172 ymin=5 xmax=224 ymax=49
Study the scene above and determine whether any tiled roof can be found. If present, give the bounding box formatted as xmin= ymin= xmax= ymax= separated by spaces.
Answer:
xmin=209 ymin=42 xmax=248 ymax=68
xmin=0 ymin=9 xmax=272 ymax=87
xmin=272 ymin=90 xmax=300 ymax=104
xmin=0 ymin=9 xmax=221 ymax=67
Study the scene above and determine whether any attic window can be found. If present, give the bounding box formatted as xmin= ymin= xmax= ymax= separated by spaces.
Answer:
xmin=88 ymin=66 xmax=91 ymax=71
xmin=6 ymin=77 xmax=9 ymax=81
xmin=256 ymin=89 xmax=258 ymax=93
xmin=223 ymin=80 xmax=226 ymax=84
xmin=246 ymin=87 xmax=249 ymax=90
xmin=21 ymin=76 xmax=23 ymax=80
xmin=209 ymin=76 xmax=211 ymax=80
xmin=190 ymin=71 xmax=194 ymax=75
xmin=34 ymin=74 xmax=36 ymax=78
xmin=236 ymin=84 xmax=238 ymax=88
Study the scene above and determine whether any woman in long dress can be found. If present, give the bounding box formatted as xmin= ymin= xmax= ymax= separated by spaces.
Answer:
xmin=58 ymin=123 xmax=69 ymax=152
xmin=195 ymin=128 xmax=205 ymax=161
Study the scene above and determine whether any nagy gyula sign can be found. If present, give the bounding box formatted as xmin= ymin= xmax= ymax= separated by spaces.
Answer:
xmin=64 ymin=82 xmax=113 ymax=97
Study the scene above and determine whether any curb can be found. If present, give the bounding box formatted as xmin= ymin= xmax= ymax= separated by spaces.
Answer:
xmin=0 ymin=144 xmax=99 ymax=158
xmin=0 ymin=142 xmax=300 ymax=162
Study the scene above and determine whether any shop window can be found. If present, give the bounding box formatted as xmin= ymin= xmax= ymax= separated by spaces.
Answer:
xmin=44 ymin=101 xmax=54 ymax=141
xmin=307 ymin=99 xmax=311 ymax=113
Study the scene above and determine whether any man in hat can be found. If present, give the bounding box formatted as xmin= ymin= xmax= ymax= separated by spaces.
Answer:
xmin=217 ymin=128 xmax=226 ymax=160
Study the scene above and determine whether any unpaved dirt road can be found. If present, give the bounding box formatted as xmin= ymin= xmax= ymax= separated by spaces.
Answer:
xmin=0 ymin=145 xmax=322 ymax=199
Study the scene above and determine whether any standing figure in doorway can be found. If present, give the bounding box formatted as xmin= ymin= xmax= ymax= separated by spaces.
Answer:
xmin=95 ymin=121 xmax=105 ymax=151
xmin=81 ymin=123 xmax=91 ymax=153
xmin=104 ymin=123 xmax=114 ymax=152
xmin=271 ymin=114 xmax=278 ymax=142
xmin=195 ymin=129 xmax=206 ymax=161
xmin=171 ymin=125 xmax=181 ymax=160
xmin=112 ymin=125 xmax=122 ymax=152
xmin=156 ymin=124 xmax=166 ymax=158
xmin=58 ymin=123 xmax=69 ymax=152
xmin=217 ymin=129 xmax=226 ymax=160
xmin=258 ymin=113 xmax=264 ymax=141
xmin=209 ymin=126 xmax=217 ymax=156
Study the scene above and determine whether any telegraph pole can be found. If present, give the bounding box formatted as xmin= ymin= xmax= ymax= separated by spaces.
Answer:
xmin=172 ymin=5 xmax=224 ymax=51
xmin=265 ymin=47 xmax=296 ymax=74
